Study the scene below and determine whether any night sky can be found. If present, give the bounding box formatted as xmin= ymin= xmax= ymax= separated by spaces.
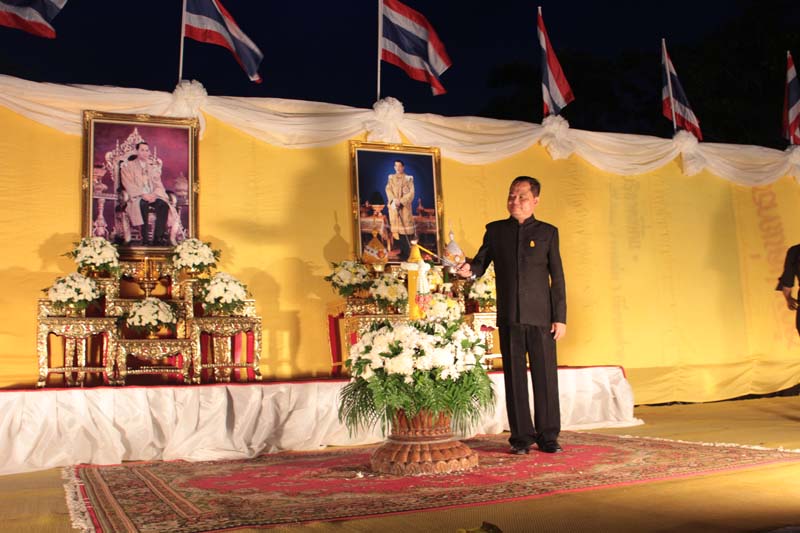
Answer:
xmin=1 ymin=0 xmax=798 ymax=147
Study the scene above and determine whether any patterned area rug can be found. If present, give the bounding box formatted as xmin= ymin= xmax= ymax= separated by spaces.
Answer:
xmin=64 ymin=432 xmax=800 ymax=532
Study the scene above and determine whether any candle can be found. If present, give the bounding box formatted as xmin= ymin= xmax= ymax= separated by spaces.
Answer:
xmin=144 ymin=256 xmax=150 ymax=279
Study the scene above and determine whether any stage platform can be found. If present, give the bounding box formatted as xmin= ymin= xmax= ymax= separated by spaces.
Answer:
xmin=0 ymin=366 xmax=641 ymax=476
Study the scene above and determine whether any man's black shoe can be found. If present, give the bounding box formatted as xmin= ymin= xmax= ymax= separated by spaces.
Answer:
xmin=510 ymin=445 xmax=530 ymax=455
xmin=537 ymin=441 xmax=563 ymax=453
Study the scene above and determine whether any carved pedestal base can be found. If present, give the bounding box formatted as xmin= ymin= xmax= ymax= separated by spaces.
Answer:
xmin=370 ymin=410 xmax=479 ymax=476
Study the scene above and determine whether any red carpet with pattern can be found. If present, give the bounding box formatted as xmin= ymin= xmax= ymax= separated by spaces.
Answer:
xmin=65 ymin=432 xmax=800 ymax=532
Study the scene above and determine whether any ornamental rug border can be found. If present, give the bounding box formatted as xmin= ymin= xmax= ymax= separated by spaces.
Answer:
xmin=63 ymin=432 xmax=800 ymax=533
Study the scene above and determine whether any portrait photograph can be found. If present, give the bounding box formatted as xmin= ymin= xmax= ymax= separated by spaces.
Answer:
xmin=350 ymin=141 xmax=444 ymax=263
xmin=81 ymin=110 xmax=199 ymax=259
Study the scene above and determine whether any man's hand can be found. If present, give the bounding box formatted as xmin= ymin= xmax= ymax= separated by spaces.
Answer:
xmin=551 ymin=322 xmax=566 ymax=341
xmin=142 ymin=193 xmax=156 ymax=202
xmin=782 ymin=286 xmax=798 ymax=311
xmin=456 ymin=262 xmax=472 ymax=278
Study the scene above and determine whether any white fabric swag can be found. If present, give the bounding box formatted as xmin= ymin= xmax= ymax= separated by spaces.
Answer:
xmin=1 ymin=74 xmax=799 ymax=184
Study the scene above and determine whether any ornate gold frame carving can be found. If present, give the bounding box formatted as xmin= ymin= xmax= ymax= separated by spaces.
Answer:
xmin=81 ymin=110 xmax=199 ymax=261
xmin=349 ymin=141 xmax=444 ymax=263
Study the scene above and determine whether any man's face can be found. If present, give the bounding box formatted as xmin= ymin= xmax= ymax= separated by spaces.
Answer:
xmin=137 ymin=144 xmax=151 ymax=161
xmin=507 ymin=181 xmax=539 ymax=221
xmin=394 ymin=161 xmax=405 ymax=174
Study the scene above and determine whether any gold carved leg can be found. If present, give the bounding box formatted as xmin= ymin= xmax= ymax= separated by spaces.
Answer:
xmin=37 ymin=324 xmax=49 ymax=388
xmin=181 ymin=345 xmax=192 ymax=384
xmin=116 ymin=345 xmax=127 ymax=386
xmin=76 ymin=338 xmax=87 ymax=385
xmin=213 ymin=335 xmax=232 ymax=382
xmin=191 ymin=326 xmax=202 ymax=384
xmin=252 ymin=327 xmax=263 ymax=381
xmin=105 ymin=333 xmax=118 ymax=385
xmin=64 ymin=337 xmax=77 ymax=386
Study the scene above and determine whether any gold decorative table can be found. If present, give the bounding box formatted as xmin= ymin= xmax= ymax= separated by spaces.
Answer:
xmin=116 ymin=339 xmax=194 ymax=385
xmin=191 ymin=316 xmax=262 ymax=384
xmin=37 ymin=316 xmax=118 ymax=387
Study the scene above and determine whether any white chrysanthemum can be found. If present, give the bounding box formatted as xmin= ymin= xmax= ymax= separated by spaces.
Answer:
xmin=202 ymin=272 xmax=248 ymax=312
xmin=71 ymin=237 xmax=119 ymax=270
xmin=171 ymin=238 xmax=218 ymax=270
xmin=384 ymin=353 xmax=415 ymax=376
xmin=127 ymin=297 xmax=177 ymax=329
xmin=47 ymin=272 xmax=100 ymax=305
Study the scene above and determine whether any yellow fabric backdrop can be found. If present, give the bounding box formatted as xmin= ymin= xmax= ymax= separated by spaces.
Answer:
xmin=1 ymin=106 xmax=799 ymax=403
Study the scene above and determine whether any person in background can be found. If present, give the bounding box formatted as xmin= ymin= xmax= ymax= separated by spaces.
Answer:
xmin=777 ymin=244 xmax=800 ymax=336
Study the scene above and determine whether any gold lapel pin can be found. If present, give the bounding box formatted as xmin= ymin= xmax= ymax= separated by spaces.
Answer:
xmin=530 ymin=240 xmax=535 ymax=248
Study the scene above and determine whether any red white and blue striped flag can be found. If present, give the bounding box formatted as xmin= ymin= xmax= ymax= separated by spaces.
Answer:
xmin=0 ymin=0 xmax=67 ymax=38
xmin=661 ymin=40 xmax=702 ymax=140
xmin=784 ymin=51 xmax=800 ymax=145
xmin=380 ymin=0 xmax=451 ymax=95
xmin=537 ymin=7 xmax=574 ymax=116
xmin=184 ymin=0 xmax=263 ymax=83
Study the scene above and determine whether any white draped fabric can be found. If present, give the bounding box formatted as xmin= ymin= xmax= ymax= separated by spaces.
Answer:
xmin=1 ymin=74 xmax=798 ymax=183
xmin=0 ymin=367 xmax=640 ymax=475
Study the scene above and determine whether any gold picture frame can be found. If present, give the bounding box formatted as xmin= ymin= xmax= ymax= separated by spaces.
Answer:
xmin=81 ymin=110 xmax=199 ymax=260
xmin=349 ymin=141 xmax=444 ymax=264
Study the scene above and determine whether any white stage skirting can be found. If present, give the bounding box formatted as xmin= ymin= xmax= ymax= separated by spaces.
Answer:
xmin=0 ymin=366 xmax=641 ymax=475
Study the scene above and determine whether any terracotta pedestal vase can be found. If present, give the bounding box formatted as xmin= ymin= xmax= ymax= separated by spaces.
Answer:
xmin=370 ymin=410 xmax=479 ymax=476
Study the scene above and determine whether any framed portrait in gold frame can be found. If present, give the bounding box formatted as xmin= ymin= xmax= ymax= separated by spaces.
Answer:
xmin=81 ymin=110 xmax=199 ymax=260
xmin=349 ymin=141 xmax=444 ymax=264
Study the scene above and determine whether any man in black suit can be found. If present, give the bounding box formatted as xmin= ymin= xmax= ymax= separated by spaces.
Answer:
xmin=777 ymin=244 xmax=800 ymax=336
xmin=458 ymin=176 xmax=566 ymax=454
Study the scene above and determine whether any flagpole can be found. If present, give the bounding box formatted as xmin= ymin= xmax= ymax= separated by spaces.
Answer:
xmin=662 ymin=38 xmax=677 ymax=133
xmin=377 ymin=0 xmax=384 ymax=101
xmin=178 ymin=0 xmax=188 ymax=84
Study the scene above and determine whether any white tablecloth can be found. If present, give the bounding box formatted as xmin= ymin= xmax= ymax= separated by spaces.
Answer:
xmin=0 ymin=366 xmax=641 ymax=475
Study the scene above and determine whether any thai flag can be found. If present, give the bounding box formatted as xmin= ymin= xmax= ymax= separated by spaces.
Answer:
xmin=784 ymin=51 xmax=800 ymax=145
xmin=0 ymin=0 xmax=67 ymax=39
xmin=661 ymin=40 xmax=702 ymax=140
xmin=537 ymin=7 xmax=574 ymax=116
xmin=184 ymin=0 xmax=263 ymax=83
xmin=381 ymin=0 xmax=451 ymax=95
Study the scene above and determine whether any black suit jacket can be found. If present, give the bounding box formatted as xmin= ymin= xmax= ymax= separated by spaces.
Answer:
xmin=777 ymin=244 xmax=800 ymax=291
xmin=470 ymin=215 xmax=566 ymax=327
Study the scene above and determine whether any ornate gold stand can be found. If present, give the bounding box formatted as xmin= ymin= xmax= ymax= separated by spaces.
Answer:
xmin=36 ymin=316 xmax=118 ymax=387
xmin=370 ymin=410 xmax=479 ymax=476
xmin=190 ymin=316 xmax=262 ymax=384
xmin=116 ymin=339 xmax=194 ymax=384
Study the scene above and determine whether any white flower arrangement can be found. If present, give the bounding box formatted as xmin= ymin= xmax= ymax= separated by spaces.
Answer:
xmin=468 ymin=263 xmax=496 ymax=308
xmin=66 ymin=237 xmax=119 ymax=276
xmin=170 ymin=238 xmax=220 ymax=273
xmin=339 ymin=319 xmax=493 ymax=435
xmin=201 ymin=272 xmax=249 ymax=315
xmin=126 ymin=297 xmax=177 ymax=335
xmin=46 ymin=272 xmax=100 ymax=310
xmin=324 ymin=260 xmax=372 ymax=297
xmin=425 ymin=292 xmax=462 ymax=323
xmin=369 ymin=272 xmax=408 ymax=312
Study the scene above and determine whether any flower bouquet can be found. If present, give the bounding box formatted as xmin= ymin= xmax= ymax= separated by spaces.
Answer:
xmin=468 ymin=264 xmax=496 ymax=311
xmin=45 ymin=272 xmax=100 ymax=316
xmin=369 ymin=272 xmax=408 ymax=313
xmin=65 ymin=237 xmax=120 ymax=277
xmin=125 ymin=297 xmax=177 ymax=338
xmin=199 ymin=272 xmax=249 ymax=316
xmin=338 ymin=318 xmax=493 ymax=436
xmin=324 ymin=260 xmax=372 ymax=297
xmin=169 ymin=238 xmax=220 ymax=276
